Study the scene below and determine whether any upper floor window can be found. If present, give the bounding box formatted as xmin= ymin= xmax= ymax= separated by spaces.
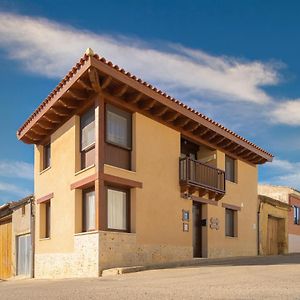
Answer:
xmin=80 ymin=108 xmax=95 ymax=169
xmin=105 ymin=105 xmax=132 ymax=170
xmin=43 ymin=143 xmax=51 ymax=170
xmin=82 ymin=188 xmax=96 ymax=232
xmin=40 ymin=200 xmax=51 ymax=239
xmin=294 ymin=206 xmax=300 ymax=225
xmin=106 ymin=104 xmax=131 ymax=149
xmin=225 ymin=155 xmax=236 ymax=183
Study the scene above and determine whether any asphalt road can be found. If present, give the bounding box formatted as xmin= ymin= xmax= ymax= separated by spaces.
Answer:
xmin=1 ymin=254 xmax=300 ymax=300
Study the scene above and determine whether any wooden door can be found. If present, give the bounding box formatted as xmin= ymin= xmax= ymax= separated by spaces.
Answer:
xmin=17 ymin=234 xmax=32 ymax=276
xmin=267 ymin=216 xmax=279 ymax=255
xmin=0 ymin=219 xmax=12 ymax=279
xmin=193 ymin=203 xmax=202 ymax=257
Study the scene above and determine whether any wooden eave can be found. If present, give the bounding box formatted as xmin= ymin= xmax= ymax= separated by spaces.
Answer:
xmin=17 ymin=52 xmax=273 ymax=165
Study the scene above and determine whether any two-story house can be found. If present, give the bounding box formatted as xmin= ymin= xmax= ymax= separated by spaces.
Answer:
xmin=17 ymin=48 xmax=273 ymax=278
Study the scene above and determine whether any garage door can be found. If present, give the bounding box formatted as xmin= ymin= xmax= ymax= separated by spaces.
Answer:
xmin=0 ymin=219 xmax=12 ymax=279
xmin=267 ymin=216 xmax=279 ymax=255
xmin=17 ymin=234 xmax=32 ymax=276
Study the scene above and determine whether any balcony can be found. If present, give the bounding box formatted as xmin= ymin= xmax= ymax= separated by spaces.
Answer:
xmin=179 ymin=157 xmax=225 ymax=200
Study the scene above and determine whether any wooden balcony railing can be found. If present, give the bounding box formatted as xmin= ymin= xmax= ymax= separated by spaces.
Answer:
xmin=179 ymin=157 xmax=226 ymax=197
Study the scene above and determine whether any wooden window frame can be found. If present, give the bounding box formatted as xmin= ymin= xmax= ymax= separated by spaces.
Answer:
xmin=80 ymin=107 xmax=96 ymax=170
xmin=42 ymin=142 xmax=51 ymax=170
xmin=225 ymin=155 xmax=237 ymax=183
xmin=225 ymin=208 xmax=237 ymax=237
xmin=106 ymin=186 xmax=130 ymax=233
xmin=82 ymin=187 xmax=96 ymax=232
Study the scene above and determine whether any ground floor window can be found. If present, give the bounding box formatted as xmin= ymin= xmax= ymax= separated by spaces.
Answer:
xmin=225 ymin=208 xmax=237 ymax=237
xmin=107 ymin=187 xmax=129 ymax=231
xmin=40 ymin=201 xmax=51 ymax=239
xmin=82 ymin=188 xmax=96 ymax=232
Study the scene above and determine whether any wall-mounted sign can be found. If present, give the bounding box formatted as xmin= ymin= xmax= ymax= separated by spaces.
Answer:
xmin=182 ymin=210 xmax=190 ymax=221
xmin=209 ymin=217 xmax=220 ymax=230
xmin=183 ymin=223 xmax=189 ymax=232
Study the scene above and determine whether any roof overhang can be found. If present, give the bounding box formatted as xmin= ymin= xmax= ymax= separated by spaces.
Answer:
xmin=17 ymin=49 xmax=273 ymax=165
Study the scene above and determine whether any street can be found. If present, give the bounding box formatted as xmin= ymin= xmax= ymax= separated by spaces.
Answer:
xmin=1 ymin=255 xmax=300 ymax=299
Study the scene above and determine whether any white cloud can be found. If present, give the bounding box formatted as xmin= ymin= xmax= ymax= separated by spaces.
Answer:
xmin=0 ymin=160 xmax=33 ymax=180
xmin=262 ymin=158 xmax=300 ymax=189
xmin=271 ymin=99 xmax=300 ymax=125
xmin=0 ymin=181 xmax=32 ymax=198
xmin=0 ymin=12 xmax=281 ymax=104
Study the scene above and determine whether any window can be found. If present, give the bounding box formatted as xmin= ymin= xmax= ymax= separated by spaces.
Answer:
xmin=294 ymin=206 xmax=300 ymax=225
xmin=40 ymin=201 xmax=51 ymax=239
xmin=225 ymin=208 xmax=237 ymax=237
xmin=106 ymin=104 xmax=132 ymax=149
xmin=21 ymin=205 xmax=26 ymax=216
xmin=80 ymin=108 xmax=95 ymax=169
xmin=225 ymin=155 xmax=236 ymax=182
xmin=82 ymin=188 xmax=96 ymax=232
xmin=107 ymin=187 xmax=129 ymax=231
xmin=43 ymin=143 xmax=51 ymax=170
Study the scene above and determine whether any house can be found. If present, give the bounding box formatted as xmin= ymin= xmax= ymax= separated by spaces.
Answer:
xmin=257 ymin=194 xmax=290 ymax=255
xmin=17 ymin=48 xmax=273 ymax=278
xmin=0 ymin=195 xmax=34 ymax=279
xmin=258 ymin=184 xmax=300 ymax=253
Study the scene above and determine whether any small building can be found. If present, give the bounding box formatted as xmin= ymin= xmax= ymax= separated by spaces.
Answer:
xmin=17 ymin=49 xmax=273 ymax=278
xmin=0 ymin=195 xmax=34 ymax=279
xmin=259 ymin=184 xmax=300 ymax=254
xmin=257 ymin=194 xmax=290 ymax=255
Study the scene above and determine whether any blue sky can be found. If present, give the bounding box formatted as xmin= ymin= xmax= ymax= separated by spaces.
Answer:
xmin=0 ymin=0 xmax=300 ymax=204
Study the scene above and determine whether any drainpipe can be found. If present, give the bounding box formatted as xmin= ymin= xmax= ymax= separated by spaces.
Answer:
xmin=257 ymin=201 xmax=262 ymax=256
xmin=30 ymin=197 xmax=35 ymax=278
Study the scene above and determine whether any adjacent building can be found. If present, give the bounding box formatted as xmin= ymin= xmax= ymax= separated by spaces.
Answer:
xmin=0 ymin=195 xmax=34 ymax=279
xmin=17 ymin=48 xmax=273 ymax=278
xmin=259 ymin=184 xmax=300 ymax=254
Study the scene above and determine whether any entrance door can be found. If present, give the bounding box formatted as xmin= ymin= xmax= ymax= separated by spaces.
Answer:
xmin=193 ymin=203 xmax=202 ymax=257
xmin=267 ymin=216 xmax=279 ymax=255
xmin=17 ymin=234 xmax=32 ymax=276
xmin=0 ymin=219 xmax=12 ymax=279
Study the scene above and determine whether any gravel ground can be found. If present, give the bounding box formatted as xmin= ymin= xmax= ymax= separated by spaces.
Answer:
xmin=1 ymin=254 xmax=300 ymax=300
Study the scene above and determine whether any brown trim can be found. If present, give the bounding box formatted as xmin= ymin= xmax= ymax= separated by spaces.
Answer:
xmin=222 ymin=202 xmax=241 ymax=211
xmin=102 ymin=173 xmax=143 ymax=189
xmin=36 ymin=193 xmax=54 ymax=204
xmin=82 ymin=187 xmax=96 ymax=232
xmin=181 ymin=193 xmax=218 ymax=206
xmin=70 ymin=174 xmax=97 ymax=190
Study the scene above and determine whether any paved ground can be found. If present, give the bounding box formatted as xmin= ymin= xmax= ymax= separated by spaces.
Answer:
xmin=1 ymin=254 xmax=300 ymax=300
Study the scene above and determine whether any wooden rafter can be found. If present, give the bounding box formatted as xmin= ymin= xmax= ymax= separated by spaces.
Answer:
xmin=27 ymin=130 xmax=45 ymax=140
xmin=163 ymin=111 xmax=179 ymax=122
xmin=101 ymin=76 xmax=112 ymax=90
xmin=88 ymin=68 xmax=101 ymax=92
xmin=184 ymin=122 xmax=199 ymax=132
xmin=138 ymin=99 xmax=156 ymax=110
xmin=58 ymin=98 xmax=78 ymax=109
xmin=44 ymin=113 xmax=62 ymax=123
xmin=151 ymin=106 xmax=169 ymax=117
xmin=50 ymin=106 xmax=70 ymax=117
xmin=207 ymin=132 xmax=219 ymax=141
xmin=113 ymin=85 xmax=128 ymax=97
xmin=38 ymin=119 xmax=53 ymax=130
xmin=127 ymin=93 xmax=143 ymax=104
xmin=174 ymin=117 xmax=190 ymax=127
xmin=194 ymin=126 xmax=209 ymax=136
xmin=66 ymin=89 xmax=88 ymax=101
xmin=31 ymin=125 xmax=49 ymax=136
xmin=77 ymin=79 xmax=93 ymax=91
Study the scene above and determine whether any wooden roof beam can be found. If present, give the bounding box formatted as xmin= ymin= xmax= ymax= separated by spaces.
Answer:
xmin=44 ymin=113 xmax=62 ymax=124
xmin=88 ymin=68 xmax=101 ymax=92
xmin=27 ymin=130 xmax=45 ymax=140
xmin=127 ymin=92 xmax=143 ymax=104
xmin=50 ymin=106 xmax=71 ymax=117
xmin=101 ymin=76 xmax=112 ymax=90
xmin=113 ymin=85 xmax=128 ymax=97
xmin=163 ymin=111 xmax=180 ymax=122
xmin=174 ymin=117 xmax=190 ymax=127
xmin=151 ymin=106 xmax=169 ymax=117
xmin=184 ymin=122 xmax=199 ymax=132
xmin=138 ymin=99 xmax=156 ymax=110
xmin=38 ymin=118 xmax=54 ymax=130
xmin=77 ymin=79 xmax=93 ymax=91
xmin=66 ymin=89 xmax=89 ymax=101
xmin=58 ymin=98 xmax=78 ymax=109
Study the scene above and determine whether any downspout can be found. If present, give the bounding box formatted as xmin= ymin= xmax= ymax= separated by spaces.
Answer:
xmin=257 ymin=201 xmax=262 ymax=256
xmin=30 ymin=197 xmax=35 ymax=278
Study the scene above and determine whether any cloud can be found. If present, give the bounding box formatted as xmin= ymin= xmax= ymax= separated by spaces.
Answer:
xmin=271 ymin=99 xmax=300 ymax=125
xmin=0 ymin=12 xmax=281 ymax=104
xmin=0 ymin=160 xmax=33 ymax=180
xmin=262 ymin=158 xmax=300 ymax=189
xmin=0 ymin=181 xmax=32 ymax=198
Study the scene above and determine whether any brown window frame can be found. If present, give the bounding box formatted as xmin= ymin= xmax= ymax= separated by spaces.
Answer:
xmin=43 ymin=143 xmax=51 ymax=170
xmin=80 ymin=108 xmax=95 ymax=170
xmin=225 ymin=208 xmax=237 ymax=237
xmin=44 ymin=201 xmax=51 ymax=239
xmin=82 ymin=187 xmax=96 ymax=232
xmin=106 ymin=186 xmax=130 ymax=233
xmin=225 ymin=155 xmax=236 ymax=183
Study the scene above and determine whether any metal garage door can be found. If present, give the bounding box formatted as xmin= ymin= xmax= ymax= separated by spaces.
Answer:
xmin=16 ymin=234 xmax=31 ymax=276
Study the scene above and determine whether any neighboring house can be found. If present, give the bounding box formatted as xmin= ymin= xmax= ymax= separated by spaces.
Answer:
xmin=257 ymin=195 xmax=290 ymax=255
xmin=259 ymin=184 xmax=300 ymax=253
xmin=0 ymin=195 xmax=34 ymax=279
xmin=17 ymin=48 xmax=273 ymax=278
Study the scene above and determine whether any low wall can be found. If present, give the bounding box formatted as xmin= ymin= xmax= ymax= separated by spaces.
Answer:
xmin=98 ymin=231 xmax=192 ymax=272
xmin=35 ymin=232 xmax=99 ymax=278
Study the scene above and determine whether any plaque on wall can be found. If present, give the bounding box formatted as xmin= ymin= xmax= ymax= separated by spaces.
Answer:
xmin=182 ymin=210 xmax=190 ymax=221
xmin=183 ymin=223 xmax=189 ymax=232
xmin=209 ymin=217 xmax=220 ymax=230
